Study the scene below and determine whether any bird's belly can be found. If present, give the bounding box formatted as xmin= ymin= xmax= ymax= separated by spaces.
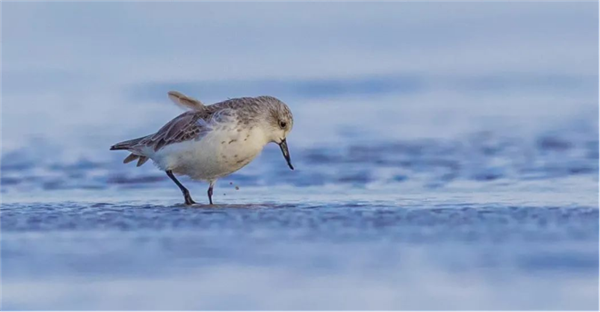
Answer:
xmin=152 ymin=128 xmax=264 ymax=180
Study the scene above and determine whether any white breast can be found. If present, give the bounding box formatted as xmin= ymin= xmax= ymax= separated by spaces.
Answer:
xmin=149 ymin=125 xmax=268 ymax=181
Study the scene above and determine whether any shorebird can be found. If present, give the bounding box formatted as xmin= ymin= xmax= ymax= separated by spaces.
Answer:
xmin=110 ymin=91 xmax=294 ymax=205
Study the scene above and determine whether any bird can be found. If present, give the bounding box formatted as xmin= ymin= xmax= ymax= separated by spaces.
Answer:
xmin=110 ymin=91 xmax=294 ymax=205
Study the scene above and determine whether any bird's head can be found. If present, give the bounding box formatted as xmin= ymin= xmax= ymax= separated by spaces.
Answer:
xmin=258 ymin=96 xmax=294 ymax=170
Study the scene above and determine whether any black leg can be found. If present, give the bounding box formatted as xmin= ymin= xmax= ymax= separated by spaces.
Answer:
xmin=207 ymin=184 xmax=214 ymax=205
xmin=166 ymin=170 xmax=195 ymax=205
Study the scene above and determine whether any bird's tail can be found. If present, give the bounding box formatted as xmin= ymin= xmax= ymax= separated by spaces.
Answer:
xmin=110 ymin=136 xmax=146 ymax=151
xmin=110 ymin=136 xmax=150 ymax=167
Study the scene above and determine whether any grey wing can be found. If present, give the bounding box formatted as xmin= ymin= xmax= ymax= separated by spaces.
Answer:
xmin=210 ymin=107 xmax=237 ymax=124
xmin=139 ymin=111 xmax=213 ymax=152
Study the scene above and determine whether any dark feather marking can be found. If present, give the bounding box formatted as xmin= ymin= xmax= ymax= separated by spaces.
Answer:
xmin=137 ymin=156 xmax=149 ymax=167
xmin=123 ymin=153 xmax=139 ymax=164
xmin=154 ymin=139 xmax=166 ymax=152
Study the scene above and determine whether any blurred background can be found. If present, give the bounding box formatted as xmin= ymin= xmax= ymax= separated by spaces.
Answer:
xmin=2 ymin=2 xmax=599 ymax=310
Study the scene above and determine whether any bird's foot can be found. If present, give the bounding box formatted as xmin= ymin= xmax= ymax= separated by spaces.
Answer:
xmin=184 ymin=196 xmax=196 ymax=206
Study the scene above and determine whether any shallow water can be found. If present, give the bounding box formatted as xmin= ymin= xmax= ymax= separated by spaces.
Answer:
xmin=2 ymin=2 xmax=599 ymax=310
xmin=2 ymin=184 xmax=598 ymax=309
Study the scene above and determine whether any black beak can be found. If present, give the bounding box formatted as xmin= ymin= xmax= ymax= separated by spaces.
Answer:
xmin=278 ymin=139 xmax=294 ymax=170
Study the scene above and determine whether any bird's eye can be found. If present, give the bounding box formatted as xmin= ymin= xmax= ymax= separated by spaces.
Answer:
xmin=279 ymin=121 xmax=287 ymax=128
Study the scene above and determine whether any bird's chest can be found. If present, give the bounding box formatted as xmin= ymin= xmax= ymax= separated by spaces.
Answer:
xmin=214 ymin=128 xmax=263 ymax=165
xmin=182 ymin=126 xmax=266 ymax=179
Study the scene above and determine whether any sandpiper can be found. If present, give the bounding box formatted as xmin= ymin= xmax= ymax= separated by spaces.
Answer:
xmin=110 ymin=91 xmax=294 ymax=205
